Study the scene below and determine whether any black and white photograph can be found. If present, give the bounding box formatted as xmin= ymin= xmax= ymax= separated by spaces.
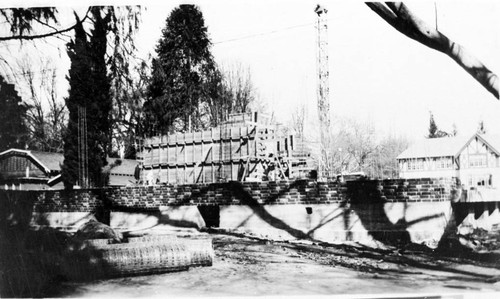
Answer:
xmin=1 ymin=0 xmax=499 ymax=297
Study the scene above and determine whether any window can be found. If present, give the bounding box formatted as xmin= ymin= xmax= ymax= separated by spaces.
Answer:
xmin=468 ymin=175 xmax=492 ymax=188
xmin=436 ymin=157 xmax=452 ymax=169
xmin=469 ymin=155 xmax=487 ymax=168
xmin=408 ymin=159 xmax=424 ymax=171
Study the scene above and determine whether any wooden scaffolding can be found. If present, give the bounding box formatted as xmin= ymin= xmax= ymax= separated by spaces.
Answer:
xmin=140 ymin=112 xmax=316 ymax=185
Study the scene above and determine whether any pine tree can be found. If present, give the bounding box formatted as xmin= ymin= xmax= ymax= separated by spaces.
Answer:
xmin=427 ymin=112 xmax=438 ymax=138
xmin=144 ymin=4 xmax=216 ymax=135
xmin=87 ymin=7 xmax=112 ymax=186
xmin=0 ymin=75 xmax=29 ymax=151
xmin=451 ymin=123 xmax=458 ymax=137
xmin=61 ymin=18 xmax=89 ymax=189
xmin=427 ymin=112 xmax=449 ymax=138
xmin=477 ymin=120 xmax=486 ymax=135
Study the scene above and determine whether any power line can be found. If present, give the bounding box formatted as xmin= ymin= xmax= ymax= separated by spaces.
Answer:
xmin=213 ymin=21 xmax=314 ymax=45
xmin=212 ymin=16 xmax=344 ymax=45
xmin=3 ymin=17 xmax=338 ymax=80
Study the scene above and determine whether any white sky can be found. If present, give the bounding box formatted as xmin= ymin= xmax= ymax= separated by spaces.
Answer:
xmin=2 ymin=0 xmax=500 ymax=143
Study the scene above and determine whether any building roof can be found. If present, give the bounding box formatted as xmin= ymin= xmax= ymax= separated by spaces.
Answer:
xmin=107 ymin=157 xmax=137 ymax=176
xmin=396 ymin=134 xmax=500 ymax=160
xmin=482 ymin=134 xmax=500 ymax=153
xmin=29 ymin=150 xmax=64 ymax=171
xmin=108 ymin=174 xmax=136 ymax=186
xmin=0 ymin=148 xmax=137 ymax=176
xmin=0 ymin=148 xmax=62 ymax=175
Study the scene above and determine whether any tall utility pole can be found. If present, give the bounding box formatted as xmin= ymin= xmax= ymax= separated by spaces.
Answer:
xmin=315 ymin=4 xmax=331 ymax=179
xmin=78 ymin=105 xmax=89 ymax=188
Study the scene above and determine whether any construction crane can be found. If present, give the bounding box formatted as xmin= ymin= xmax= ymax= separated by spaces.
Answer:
xmin=315 ymin=4 xmax=331 ymax=179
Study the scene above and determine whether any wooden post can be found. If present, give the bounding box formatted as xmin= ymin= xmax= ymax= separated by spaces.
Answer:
xmin=220 ymin=125 xmax=223 ymax=181
xmin=183 ymin=133 xmax=187 ymax=165
xmin=158 ymin=143 xmax=161 ymax=167
xmin=246 ymin=127 xmax=249 ymax=157
xmin=211 ymin=128 xmax=214 ymax=183
xmin=175 ymin=133 xmax=178 ymax=171
xmin=240 ymin=127 xmax=244 ymax=164
xmin=166 ymin=135 xmax=169 ymax=183
xmin=201 ymin=138 xmax=205 ymax=183
xmin=166 ymin=165 xmax=169 ymax=183
xmin=183 ymin=133 xmax=187 ymax=184
xmin=192 ymin=131 xmax=195 ymax=184
xmin=288 ymin=136 xmax=293 ymax=180
xmin=229 ymin=127 xmax=232 ymax=180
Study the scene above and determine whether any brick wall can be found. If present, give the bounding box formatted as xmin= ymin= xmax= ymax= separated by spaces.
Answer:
xmin=32 ymin=189 xmax=103 ymax=212
xmin=346 ymin=178 xmax=458 ymax=203
xmin=1 ymin=190 xmax=102 ymax=212
xmin=1 ymin=178 xmax=459 ymax=213
xmin=106 ymin=178 xmax=459 ymax=208
xmin=1 ymin=189 xmax=105 ymax=231
xmin=0 ymin=178 xmax=468 ymax=244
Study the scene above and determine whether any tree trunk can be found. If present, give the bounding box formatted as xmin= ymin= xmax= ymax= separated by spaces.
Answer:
xmin=366 ymin=2 xmax=498 ymax=99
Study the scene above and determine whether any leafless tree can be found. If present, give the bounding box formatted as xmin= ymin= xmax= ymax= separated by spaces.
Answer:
xmin=369 ymin=134 xmax=409 ymax=179
xmin=110 ymin=59 xmax=149 ymax=158
xmin=319 ymin=117 xmax=379 ymax=176
xmin=319 ymin=117 xmax=409 ymax=178
xmin=339 ymin=118 xmax=378 ymax=173
xmin=17 ymin=57 xmax=66 ymax=152
xmin=204 ymin=63 xmax=259 ymax=127
xmin=291 ymin=105 xmax=306 ymax=141
xmin=222 ymin=63 xmax=255 ymax=114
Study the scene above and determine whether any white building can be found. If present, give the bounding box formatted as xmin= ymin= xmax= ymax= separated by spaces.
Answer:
xmin=397 ymin=134 xmax=500 ymax=189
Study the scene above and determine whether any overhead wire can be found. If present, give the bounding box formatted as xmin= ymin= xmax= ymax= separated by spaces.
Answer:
xmin=3 ymin=15 xmax=344 ymax=84
xmin=213 ymin=21 xmax=314 ymax=45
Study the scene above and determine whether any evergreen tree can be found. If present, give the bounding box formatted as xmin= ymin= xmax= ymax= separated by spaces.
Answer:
xmin=0 ymin=75 xmax=29 ymax=151
xmin=61 ymin=18 xmax=89 ymax=189
xmin=61 ymin=8 xmax=112 ymax=189
xmin=477 ymin=120 xmax=486 ymax=135
xmin=144 ymin=4 xmax=216 ymax=135
xmin=427 ymin=112 xmax=449 ymax=138
xmin=451 ymin=123 xmax=458 ymax=137
xmin=427 ymin=112 xmax=438 ymax=138
xmin=87 ymin=7 xmax=112 ymax=186
xmin=0 ymin=7 xmax=59 ymax=40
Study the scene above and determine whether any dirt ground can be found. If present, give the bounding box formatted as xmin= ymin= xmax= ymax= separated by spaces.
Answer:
xmin=48 ymin=230 xmax=500 ymax=298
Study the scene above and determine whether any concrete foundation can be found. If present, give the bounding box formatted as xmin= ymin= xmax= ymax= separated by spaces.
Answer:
xmin=30 ymin=212 xmax=94 ymax=232
xmin=3 ymin=178 xmax=500 ymax=247
xmin=219 ymin=202 xmax=453 ymax=246
xmin=159 ymin=206 xmax=206 ymax=229
xmin=110 ymin=211 xmax=160 ymax=232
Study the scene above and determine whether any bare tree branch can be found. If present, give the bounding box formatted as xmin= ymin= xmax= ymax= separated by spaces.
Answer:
xmin=0 ymin=8 xmax=91 ymax=41
xmin=365 ymin=2 xmax=398 ymax=25
xmin=32 ymin=15 xmax=72 ymax=41
xmin=366 ymin=2 xmax=499 ymax=99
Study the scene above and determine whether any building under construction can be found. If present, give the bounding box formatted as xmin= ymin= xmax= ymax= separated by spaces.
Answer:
xmin=139 ymin=112 xmax=316 ymax=185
